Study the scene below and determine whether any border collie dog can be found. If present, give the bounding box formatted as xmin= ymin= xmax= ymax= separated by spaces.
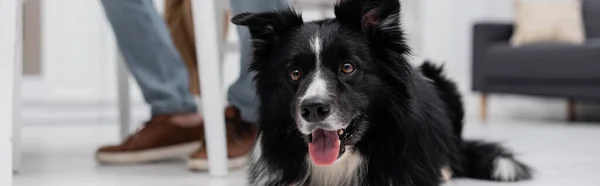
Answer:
xmin=232 ymin=0 xmax=532 ymax=185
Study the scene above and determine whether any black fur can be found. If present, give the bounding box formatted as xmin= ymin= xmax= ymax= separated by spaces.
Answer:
xmin=420 ymin=62 xmax=533 ymax=181
xmin=232 ymin=0 xmax=532 ymax=185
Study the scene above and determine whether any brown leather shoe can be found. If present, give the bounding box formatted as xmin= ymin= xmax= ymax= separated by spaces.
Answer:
xmin=188 ymin=106 xmax=258 ymax=171
xmin=96 ymin=115 xmax=204 ymax=164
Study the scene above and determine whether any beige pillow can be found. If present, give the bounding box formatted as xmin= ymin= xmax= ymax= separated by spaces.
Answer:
xmin=511 ymin=0 xmax=585 ymax=46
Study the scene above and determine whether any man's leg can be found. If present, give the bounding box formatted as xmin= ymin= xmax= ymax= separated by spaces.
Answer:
xmin=187 ymin=0 xmax=289 ymax=171
xmin=164 ymin=0 xmax=200 ymax=96
xmin=96 ymin=0 xmax=203 ymax=164
xmin=102 ymin=0 xmax=196 ymax=115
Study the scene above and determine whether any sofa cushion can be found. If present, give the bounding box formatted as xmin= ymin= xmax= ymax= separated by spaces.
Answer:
xmin=583 ymin=0 xmax=600 ymax=38
xmin=511 ymin=0 xmax=585 ymax=46
xmin=483 ymin=42 xmax=600 ymax=80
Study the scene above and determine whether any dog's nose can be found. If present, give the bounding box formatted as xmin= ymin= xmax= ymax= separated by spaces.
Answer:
xmin=301 ymin=97 xmax=331 ymax=122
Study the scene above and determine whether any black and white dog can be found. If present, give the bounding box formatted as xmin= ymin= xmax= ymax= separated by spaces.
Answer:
xmin=232 ymin=0 xmax=532 ymax=185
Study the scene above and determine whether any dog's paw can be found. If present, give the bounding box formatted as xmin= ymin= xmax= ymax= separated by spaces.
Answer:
xmin=440 ymin=166 xmax=452 ymax=183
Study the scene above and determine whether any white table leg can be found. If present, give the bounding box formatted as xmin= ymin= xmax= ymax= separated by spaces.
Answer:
xmin=13 ymin=1 xmax=23 ymax=173
xmin=191 ymin=0 xmax=229 ymax=176
xmin=116 ymin=52 xmax=131 ymax=140
xmin=0 ymin=0 xmax=22 ymax=183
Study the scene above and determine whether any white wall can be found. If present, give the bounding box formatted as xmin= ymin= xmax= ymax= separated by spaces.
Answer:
xmin=401 ymin=0 xmax=421 ymax=55
xmin=0 ymin=0 xmax=20 ymax=183
xmin=36 ymin=0 xmax=114 ymax=102
xmin=418 ymin=0 xmax=513 ymax=86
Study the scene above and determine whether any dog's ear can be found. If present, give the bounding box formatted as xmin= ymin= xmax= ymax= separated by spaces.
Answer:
xmin=231 ymin=8 xmax=303 ymax=42
xmin=336 ymin=0 xmax=412 ymax=96
xmin=334 ymin=0 xmax=400 ymax=35
xmin=232 ymin=9 xmax=303 ymax=72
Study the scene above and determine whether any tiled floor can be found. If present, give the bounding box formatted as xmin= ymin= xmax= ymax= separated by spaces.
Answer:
xmin=13 ymin=119 xmax=600 ymax=186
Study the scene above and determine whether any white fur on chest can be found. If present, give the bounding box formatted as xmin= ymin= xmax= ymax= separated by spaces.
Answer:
xmin=307 ymin=149 xmax=364 ymax=186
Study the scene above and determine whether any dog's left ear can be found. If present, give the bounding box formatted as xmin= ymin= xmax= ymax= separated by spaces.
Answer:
xmin=231 ymin=9 xmax=303 ymax=41
xmin=231 ymin=9 xmax=303 ymax=72
xmin=334 ymin=0 xmax=400 ymax=35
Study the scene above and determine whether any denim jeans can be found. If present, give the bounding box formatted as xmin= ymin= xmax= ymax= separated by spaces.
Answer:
xmin=100 ymin=0 xmax=288 ymax=122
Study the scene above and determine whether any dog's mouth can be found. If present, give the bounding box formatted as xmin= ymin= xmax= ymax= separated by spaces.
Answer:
xmin=306 ymin=118 xmax=359 ymax=166
xmin=307 ymin=128 xmax=342 ymax=166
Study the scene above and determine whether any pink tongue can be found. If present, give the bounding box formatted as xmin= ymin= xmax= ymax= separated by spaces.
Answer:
xmin=308 ymin=129 xmax=340 ymax=166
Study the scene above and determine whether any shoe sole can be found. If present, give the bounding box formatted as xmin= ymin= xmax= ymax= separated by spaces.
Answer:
xmin=187 ymin=154 xmax=249 ymax=171
xmin=96 ymin=141 xmax=202 ymax=164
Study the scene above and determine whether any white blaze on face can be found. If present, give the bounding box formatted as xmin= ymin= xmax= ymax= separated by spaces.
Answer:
xmin=301 ymin=33 xmax=328 ymax=102
xmin=297 ymin=32 xmax=331 ymax=134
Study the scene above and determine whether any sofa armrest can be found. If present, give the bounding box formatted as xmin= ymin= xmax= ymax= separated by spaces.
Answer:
xmin=472 ymin=22 xmax=514 ymax=91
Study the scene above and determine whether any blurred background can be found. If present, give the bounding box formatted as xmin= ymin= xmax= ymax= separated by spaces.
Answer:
xmin=3 ymin=0 xmax=600 ymax=185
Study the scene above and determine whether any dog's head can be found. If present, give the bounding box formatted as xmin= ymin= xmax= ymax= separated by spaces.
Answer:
xmin=233 ymin=0 xmax=410 ymax=166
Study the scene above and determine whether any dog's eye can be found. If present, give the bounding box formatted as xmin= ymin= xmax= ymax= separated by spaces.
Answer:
xmin=290 ymin=69 xmax=302 ymax=81
xmin=341 ymin=62 xmax=356 ymax=74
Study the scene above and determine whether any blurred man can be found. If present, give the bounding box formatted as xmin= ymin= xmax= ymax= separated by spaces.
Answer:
xmin=96 ymin=0 xmax=288 ymax=170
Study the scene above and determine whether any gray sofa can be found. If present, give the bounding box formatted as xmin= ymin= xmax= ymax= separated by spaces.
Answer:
xmin=472 ymin=0 xmax=600 ymax=121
